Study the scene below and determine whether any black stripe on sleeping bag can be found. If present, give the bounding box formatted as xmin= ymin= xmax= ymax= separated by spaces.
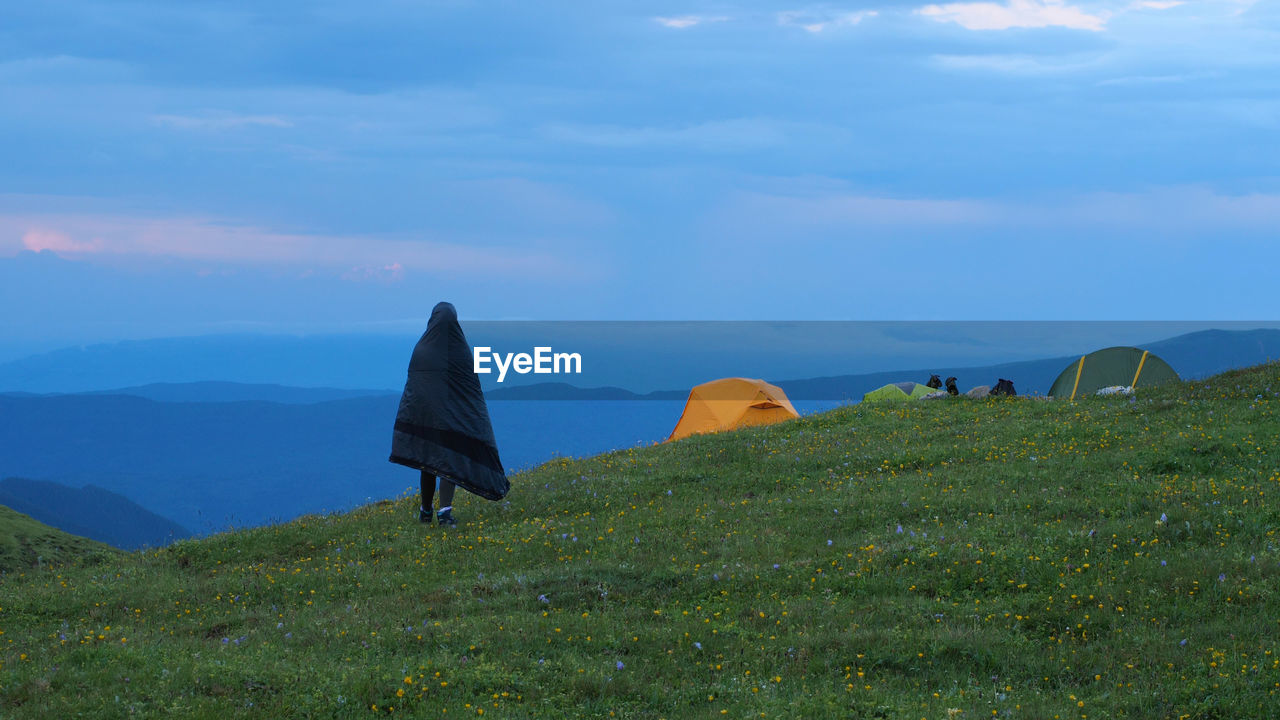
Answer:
xmin=392 ymin=420 xmax=504 ymax=475
xmin=388 ymin=453 xmax=506 ymax=501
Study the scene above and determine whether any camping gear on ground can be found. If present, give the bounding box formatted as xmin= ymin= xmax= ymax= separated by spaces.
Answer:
xmin=926 ymin=374 xmax=942 ymax=389
xmin=390 ymin=302 xmax=509 ymax=501
xmin=667 ymin=377 xmax=799 ymax=442
xmin=862 ymin=382 xmax=937 ymax=403
xmin=991 ymin=379 xmax=1017 ymax=396
xmin=966 ymin=385 xmax=991 ymax=399
xmin=1048 ymin=346 xmax=1179 ymax=401
xmin=945 ymin=377 xmax=959 ymax=396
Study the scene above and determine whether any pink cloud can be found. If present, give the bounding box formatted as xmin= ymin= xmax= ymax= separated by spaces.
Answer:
xmin=1 ymin=211 xmax=584 ymax=279
xmin=22 ymin=228 xmax=103 ymax=254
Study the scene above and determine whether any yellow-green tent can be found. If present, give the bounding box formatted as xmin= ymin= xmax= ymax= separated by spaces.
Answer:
xmin=666 ymin=377 xmax=799 ymax=442
xmin=862 ymin=382 xmax=936 ymax=403
xmin=1048 ymin=346 xmax=1179 ymax=400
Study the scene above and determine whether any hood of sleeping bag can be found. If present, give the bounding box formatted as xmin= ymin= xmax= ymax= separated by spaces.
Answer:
xmin=389 ymin=302 xmax=509 ymax=501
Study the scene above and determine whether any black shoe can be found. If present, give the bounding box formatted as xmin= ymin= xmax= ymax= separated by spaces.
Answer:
xmin=419 ymin=507 xmax=433 ymax=524
xmin=437 ymin=509 xmax=457 ymax=527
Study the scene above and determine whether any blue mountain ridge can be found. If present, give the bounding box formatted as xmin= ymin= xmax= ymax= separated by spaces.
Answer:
xmin=0 ymin=478 xmax=191 ymax=550
xmin=485 ymin=328 xmax=1280 ymax=400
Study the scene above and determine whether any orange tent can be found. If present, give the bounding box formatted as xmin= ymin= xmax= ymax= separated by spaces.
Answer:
xmin=666 ymin=377 xmax=799 ymax=442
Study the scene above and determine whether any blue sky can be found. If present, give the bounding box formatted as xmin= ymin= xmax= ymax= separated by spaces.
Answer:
xmin=2 ymin=0 xmax=1278 ymax=349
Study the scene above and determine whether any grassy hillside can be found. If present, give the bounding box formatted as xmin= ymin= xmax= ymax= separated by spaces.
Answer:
xmin=0 ymin=505 xmax=118 ymax=573
xmin=1 ymin=363 xmax=1277 ymax=718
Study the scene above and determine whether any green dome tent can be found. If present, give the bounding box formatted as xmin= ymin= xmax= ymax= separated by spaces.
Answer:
xmin=862 ymin=381 xmax=936 ymax=404
xmin=1048 ymin=346 xmax=1179 ymax=401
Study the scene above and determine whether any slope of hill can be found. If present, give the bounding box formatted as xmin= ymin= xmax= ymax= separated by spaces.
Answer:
xmin=1 ymin=362 xmax=1276 ymax=717
xmin=1145 ymin=327 xmax=1280 ymax=377
xmin=0 ymin=478 xmax=192 ymax=550
xmin=0 ymin=505 xmax=117 ymax=572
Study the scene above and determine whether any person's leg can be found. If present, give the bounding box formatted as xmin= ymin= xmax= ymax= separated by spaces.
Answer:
xmin=437 ymin=480 xmax=457 ymax=525
xmin=420 ymin=471 xmax=436 ymax=522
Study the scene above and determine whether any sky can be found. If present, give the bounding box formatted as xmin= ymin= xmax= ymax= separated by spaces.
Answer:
xmin=2 ymin=0 xmax=1278 ymax=352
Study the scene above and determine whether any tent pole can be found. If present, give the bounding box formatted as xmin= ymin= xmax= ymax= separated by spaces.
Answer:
xmin=1132 ymin=350 xmax=1150 ymax=388
xmin=1070 ymin=355 xmax=1086 ymax=401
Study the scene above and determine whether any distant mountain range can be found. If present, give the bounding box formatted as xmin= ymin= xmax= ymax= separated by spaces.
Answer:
xmin=781 ymin=328 xmax=1280 ymax=400
xmin=5 ymin=323 xmax=1277 ymax=396
xmin=0 ymin=478 xmax=192 ymax=550
xmin=485 ymin=329 xmax=1280 ymax=400
xmin=0 ymin=334 xmax=410 ymax=394
xmin=7 ymin=381 xmax=391 ymax=404
xmin=15 ymin=328 xmax=1263 ymax=404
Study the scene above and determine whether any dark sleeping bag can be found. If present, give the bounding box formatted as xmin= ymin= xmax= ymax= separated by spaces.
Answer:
xmin=389 ymin=302 xmax=509 ymax=501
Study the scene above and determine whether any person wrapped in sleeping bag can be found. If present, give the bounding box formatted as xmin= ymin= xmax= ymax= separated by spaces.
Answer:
xmin=389 ymin=302 xmax=508 ymax=525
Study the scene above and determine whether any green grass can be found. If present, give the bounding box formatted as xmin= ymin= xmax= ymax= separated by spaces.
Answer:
xmin=2 ymin=363 xmax=1278 ymax=719
xmin=0 ymin=505 xmax=118 ymax=573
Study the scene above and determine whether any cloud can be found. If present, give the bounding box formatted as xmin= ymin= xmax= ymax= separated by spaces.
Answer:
xmin=151 ymin=113 xmax=295 ymax=130
xmin=1131 ymin=0 xmax=1184 ymax=8
xmin=932 ymin=53 xmax=1104 ymax=74
xmin=1223 ymin=0 xmax=1260 ymax=16
xmin=1044 ymin=187 xmax=1280 ymax=229
xmin=777 ymin=9 xmax=878 ymax=33
xmin=916 ymin=0 xmax=1108 ymax=31
xmin=0 ymin=212 xmax=579 ymax=278
xmin=21 ymin=228 xmax=103 ymax=254
xmin=713 ymin=191 xmax=997 ymax=228
xmin=710 ymin=185 xmax=1280 ymax=236
xmin=653 ymin=15 xmax=729 ymax=29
